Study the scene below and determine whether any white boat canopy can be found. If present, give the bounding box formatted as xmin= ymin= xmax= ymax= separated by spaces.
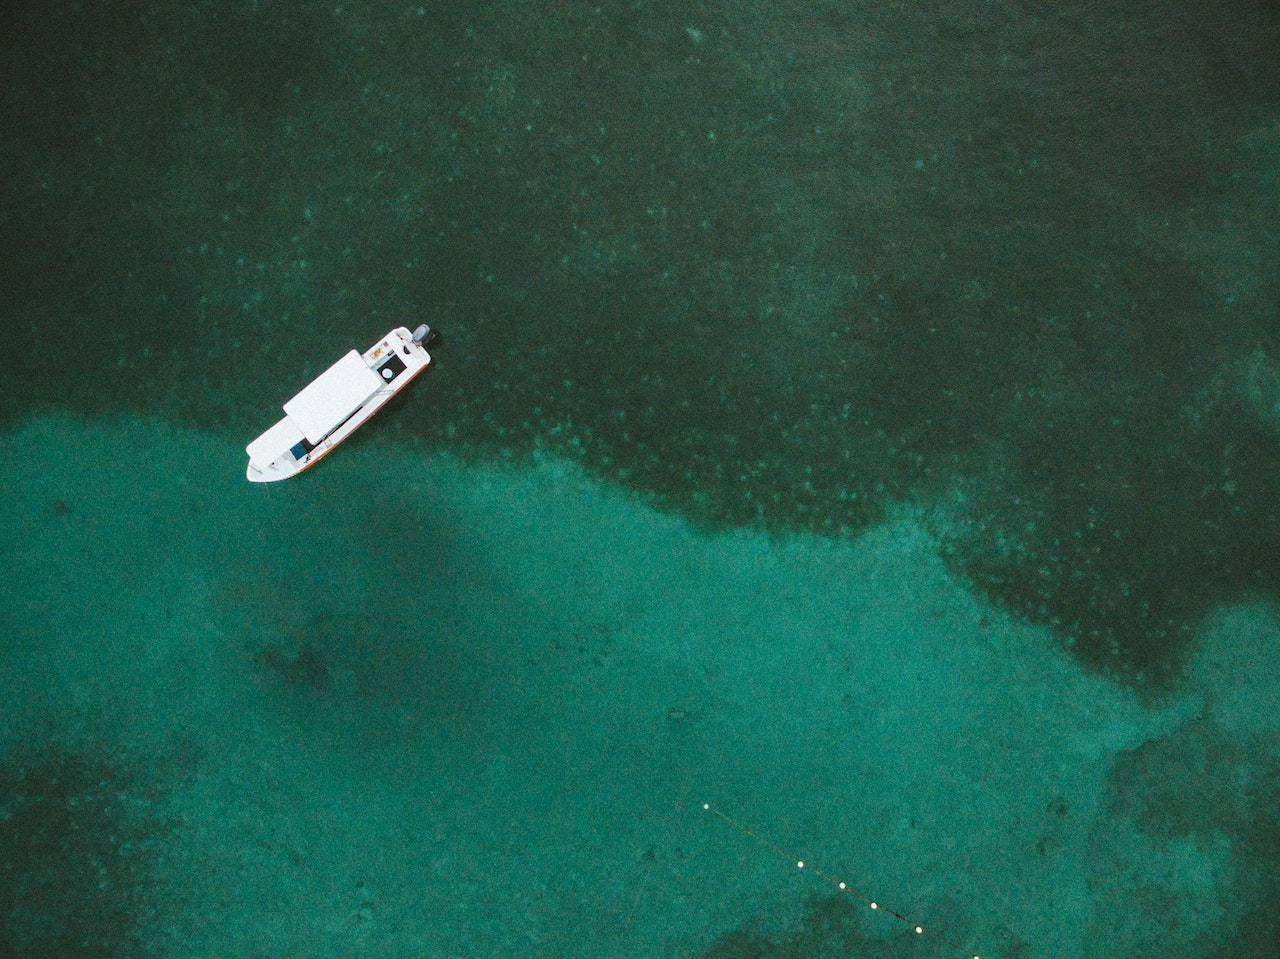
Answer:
xmin=283 ymin=350 xmax=386 ymax=443
xmin=245 ymin=416 xmax=307 ymax=467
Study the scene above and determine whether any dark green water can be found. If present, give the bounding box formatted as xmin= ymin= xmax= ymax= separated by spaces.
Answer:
xmin=2 ymin=2 xmax=1279 ymax=956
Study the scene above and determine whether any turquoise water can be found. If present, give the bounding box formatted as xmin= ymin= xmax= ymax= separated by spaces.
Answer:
xmin=2 ymin=2 xmax=1279 ymax=957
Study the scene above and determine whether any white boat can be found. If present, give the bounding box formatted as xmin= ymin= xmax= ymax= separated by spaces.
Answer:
xmin=246 ymin=324 xmax=435 ymax=482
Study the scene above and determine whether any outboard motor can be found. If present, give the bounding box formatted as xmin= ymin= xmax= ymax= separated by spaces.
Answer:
xmin=411 ymin=324 xmax=433 ymax=344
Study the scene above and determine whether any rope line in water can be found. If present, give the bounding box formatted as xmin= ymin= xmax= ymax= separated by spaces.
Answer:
xmin=703 ymin=803 xmax=988 ymax=959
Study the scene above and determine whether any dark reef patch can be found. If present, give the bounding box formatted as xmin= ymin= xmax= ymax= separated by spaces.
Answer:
xmin=1104 ymin=714 xmax=1280 ymax=957
xmin=0 ymin=734 xmax=195 ymax=959
xmin=697 ymin=891 xmax=975 ymax=959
